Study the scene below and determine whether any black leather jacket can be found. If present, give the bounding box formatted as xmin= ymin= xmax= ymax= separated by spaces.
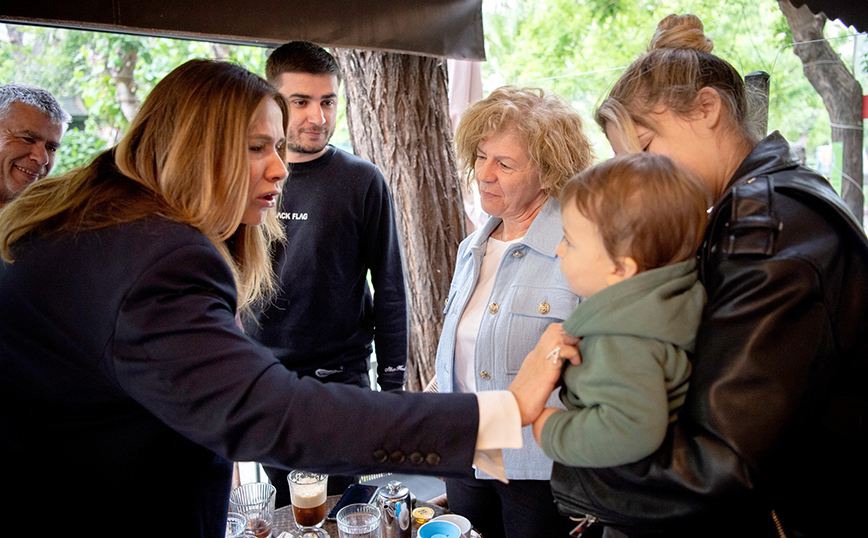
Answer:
xmin=551 ymin=132 xmax=868 ymax=538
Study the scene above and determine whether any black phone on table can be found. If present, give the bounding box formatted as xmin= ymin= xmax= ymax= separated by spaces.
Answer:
xmin=326 ymin=483 xmax=381 ymax=521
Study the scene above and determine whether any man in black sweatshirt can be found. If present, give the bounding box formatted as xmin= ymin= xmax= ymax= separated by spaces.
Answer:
xmin=245 ymin=41 xmax=408 ymax=504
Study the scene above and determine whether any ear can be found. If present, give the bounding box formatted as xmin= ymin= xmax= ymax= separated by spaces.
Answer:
xmin=606 ymin=256 xmax=638 ymax=286
xmin=694 ymin=87 xmax=723 ymax=130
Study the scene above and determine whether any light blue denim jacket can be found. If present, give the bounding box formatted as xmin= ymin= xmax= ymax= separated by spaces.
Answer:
xmin=435 ymin=198 xmax=581 ymax=480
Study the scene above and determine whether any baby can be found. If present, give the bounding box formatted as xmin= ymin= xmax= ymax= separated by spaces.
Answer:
xmin=532 ymin=152 xmax=710 ymax=469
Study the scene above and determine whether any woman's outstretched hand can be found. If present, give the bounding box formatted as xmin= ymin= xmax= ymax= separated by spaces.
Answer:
xmin=508 ymin=323 xmax=580 ymax=426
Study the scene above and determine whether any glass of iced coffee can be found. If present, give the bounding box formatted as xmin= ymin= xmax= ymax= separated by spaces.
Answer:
xmin=288 ymin=470 xmax=329 ymax=537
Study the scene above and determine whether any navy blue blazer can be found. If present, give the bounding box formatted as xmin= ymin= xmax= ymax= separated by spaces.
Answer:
xmin=0 ymin=216 xmax=478 ymax=538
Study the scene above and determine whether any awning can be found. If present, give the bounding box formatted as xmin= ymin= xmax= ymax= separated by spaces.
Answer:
xmin=793 ymin=0 xmax=868 ymax=32
xmin=0 ymin=0 xmax=486 ymax=60
xmin=2 ymin=1 xmax=864 ymax=60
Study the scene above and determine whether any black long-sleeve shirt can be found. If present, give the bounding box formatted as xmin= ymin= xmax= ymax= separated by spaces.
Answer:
xmin=245 ymin=145 xmax=408 ymax=390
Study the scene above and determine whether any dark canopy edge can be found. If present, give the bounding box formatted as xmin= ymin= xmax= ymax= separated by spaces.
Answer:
xmin=793 ymin=0 xmax=868 ymax=32
xmin=0 ymin=0 xmax=487 ymax=60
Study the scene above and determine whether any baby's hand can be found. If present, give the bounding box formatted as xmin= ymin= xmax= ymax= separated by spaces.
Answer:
xmin=508 ymin=323 xmax=580 ymax=426
xmin=533 ymin=408 xmax=560 ymax=447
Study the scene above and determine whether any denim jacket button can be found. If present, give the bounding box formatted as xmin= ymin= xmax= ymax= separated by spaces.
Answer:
xmin=488 ymin=302 xmax=499 ymax=314
xmin=512 ymin=250 xmax=524 ymax=258
xmin=479 ymin=371 xmax=491 ymax=380
xmin=538 ymin=302 xmax=550 ymax=315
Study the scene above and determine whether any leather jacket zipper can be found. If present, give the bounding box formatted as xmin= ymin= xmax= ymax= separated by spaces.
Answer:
xmin=771 ymin=510 xmax=788 ymax=538
xmin=569 ymin=515 xmax=598 ymax=537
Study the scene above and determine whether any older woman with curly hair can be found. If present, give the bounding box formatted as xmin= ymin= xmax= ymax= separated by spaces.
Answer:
xmin=435 ymin=86 xmax=594 ymax=538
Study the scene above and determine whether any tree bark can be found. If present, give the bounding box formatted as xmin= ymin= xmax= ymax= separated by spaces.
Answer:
xmin=779 ymin=0 xmax=864 ymax=223
xmin=6 ymin=25 xmax=29 ymax=81
xmin=333 ymin=49 xmax=466 ymax=391
xmin=112 ymin=45 xmax=140 ymax=123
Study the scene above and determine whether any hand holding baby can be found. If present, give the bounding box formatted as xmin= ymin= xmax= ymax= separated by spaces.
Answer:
xmin=508 ymin=323 xmax=580 ymax=426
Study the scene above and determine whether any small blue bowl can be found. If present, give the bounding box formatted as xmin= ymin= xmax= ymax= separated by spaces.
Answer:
xmin=418 ymin=520 xmax=462 ymax=538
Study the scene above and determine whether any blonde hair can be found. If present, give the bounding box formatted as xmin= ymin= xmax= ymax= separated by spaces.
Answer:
xmin=0 ymin=59 xmax=288 ymax=316
xmin=454 ymin=86 xmax=594 ymax=198
xmin=595 ymin=14 xmax=758 ymax=149
xmin=560 ymin=152 xmax=710 ymax=273
xmin=594 ymin=100 xmax=643 ymax=154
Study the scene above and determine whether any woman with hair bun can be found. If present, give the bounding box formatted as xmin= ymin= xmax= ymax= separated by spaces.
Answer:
xmin=512 ymin=13 xmax=867 ymax=538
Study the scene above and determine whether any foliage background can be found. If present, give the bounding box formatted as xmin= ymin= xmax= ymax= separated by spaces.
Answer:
xmin=482 ymin=0 xmax=867 ymax=168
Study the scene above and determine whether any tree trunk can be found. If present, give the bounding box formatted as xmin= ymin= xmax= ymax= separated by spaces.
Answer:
xmin=6 ymin=25 xmax=29 ymax=81
xmin=779 ymin=0 xmax=864 ymax=224
xmin=333 ymin=49 xmax=466 ymax=391
xmin=113 ymin=45 xmax=140 ymax=123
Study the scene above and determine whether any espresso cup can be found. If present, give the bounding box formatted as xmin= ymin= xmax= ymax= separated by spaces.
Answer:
xmin=432 ymin=514 xmax=471 ymax=537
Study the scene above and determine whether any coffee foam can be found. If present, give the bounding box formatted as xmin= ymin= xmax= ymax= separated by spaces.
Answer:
xmin=291 ymin=486 xmax=326 ymax=509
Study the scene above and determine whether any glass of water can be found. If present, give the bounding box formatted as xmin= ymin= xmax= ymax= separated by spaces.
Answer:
xmin=336 ymin=503 xmax=382 ymax=538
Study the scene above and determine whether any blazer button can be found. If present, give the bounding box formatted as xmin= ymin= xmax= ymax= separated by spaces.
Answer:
xmin=373 ymin=448 xmax=388 ymax=464
xmin=479 ymin=371 xmax=491 ymax=380
xmin=488 ymin=302 xmax=499 ymax=314
xmin=409 ymin=452 xmax=425 ymax=466
xmin=390 ymin=450 xmax=406 ymax=464
xmin=538 ymin=302 xmax=550 ymax=315
xmin=425 ymin=452 xmax=442 ymax=467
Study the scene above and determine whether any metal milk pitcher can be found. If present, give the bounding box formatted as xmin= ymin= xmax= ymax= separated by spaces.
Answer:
xmin=375 ymin=480 xmax=411 ymax=538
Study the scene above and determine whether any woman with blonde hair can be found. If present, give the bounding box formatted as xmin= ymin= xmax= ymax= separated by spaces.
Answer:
xmin=512 ymin=14 xmax=868 ymax=538
xmin=0 ymin=59 xmax=286 ymax=315
xmin=0 ymin=60 xmax=514 ymax=538
xmin=436 ymin=86 xmax=593 ymax=538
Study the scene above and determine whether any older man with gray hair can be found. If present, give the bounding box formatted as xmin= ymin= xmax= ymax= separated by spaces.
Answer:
xmin=0 ymin=83 xmax=70 ymax=207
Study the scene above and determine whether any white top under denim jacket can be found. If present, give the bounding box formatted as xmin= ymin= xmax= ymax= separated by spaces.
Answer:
xmin=435 ymin=198 xmax=581 ymax=480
